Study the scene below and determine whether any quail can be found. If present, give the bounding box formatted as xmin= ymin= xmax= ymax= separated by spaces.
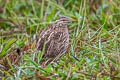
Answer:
xmin=37 ymin=16 xmax=72 ymax=64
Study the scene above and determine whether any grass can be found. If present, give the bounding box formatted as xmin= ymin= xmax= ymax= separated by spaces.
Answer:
xmin=0 ymin=0 xmax=120 ymax=79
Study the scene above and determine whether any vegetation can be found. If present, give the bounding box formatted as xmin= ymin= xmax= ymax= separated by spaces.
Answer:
xmin=0 ymin=0 xmax=120 ymax=79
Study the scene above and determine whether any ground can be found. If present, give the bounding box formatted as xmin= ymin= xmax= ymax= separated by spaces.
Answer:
xmin=0 ymin=0 xmax=120 ymax=80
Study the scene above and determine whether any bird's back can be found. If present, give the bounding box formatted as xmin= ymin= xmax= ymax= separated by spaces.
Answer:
xmin=37 ymin=24 xmax=69 ymax=58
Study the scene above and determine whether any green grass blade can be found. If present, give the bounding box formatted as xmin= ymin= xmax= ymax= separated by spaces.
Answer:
xmin=23 ymin=55 xmax=46 ymax=72
xmin=0 ymin=38 xmax=16 ymax=57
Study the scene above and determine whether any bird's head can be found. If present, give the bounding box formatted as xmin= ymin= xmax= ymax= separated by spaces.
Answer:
xmin=55 ymin=16 xmax=72 ymax=27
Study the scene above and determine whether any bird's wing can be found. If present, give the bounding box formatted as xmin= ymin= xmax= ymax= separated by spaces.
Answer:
xmin=44 ymin=31 xmax=69 ymax=58
xmin=37 ymin=29 xmax=48 ymax=51
xmin=56 ymin=32 xmax=69 ymax=56
xmin=37 ymin=23 xmax=54 ymax=50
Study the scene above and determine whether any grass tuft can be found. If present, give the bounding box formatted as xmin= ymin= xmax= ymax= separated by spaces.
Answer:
xmin=0 ymin=0 xmax=120 ymax=79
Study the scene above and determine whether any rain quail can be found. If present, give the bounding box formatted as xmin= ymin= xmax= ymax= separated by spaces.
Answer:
xmin=37 ymin=16 xmax=72 ymax=64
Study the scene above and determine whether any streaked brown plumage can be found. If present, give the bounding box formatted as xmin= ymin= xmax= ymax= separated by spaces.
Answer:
xmin=37 ymin=16 xmax=72 ymax=62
